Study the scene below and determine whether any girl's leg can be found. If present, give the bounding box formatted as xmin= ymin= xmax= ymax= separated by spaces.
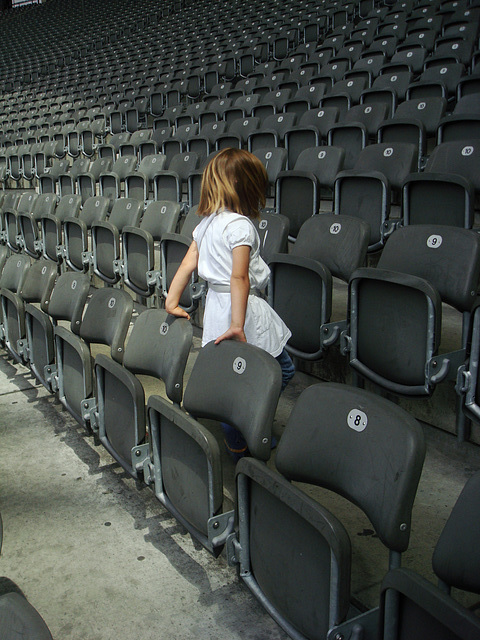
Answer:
xmin=276 ymin=348 xmax=295 ymax=391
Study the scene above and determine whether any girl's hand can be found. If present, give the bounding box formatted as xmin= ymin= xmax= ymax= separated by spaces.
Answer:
xmin=165 ymin=304 xmax=191 ymax=320
xmin=214 ymin=326 xmax=247 ymax=344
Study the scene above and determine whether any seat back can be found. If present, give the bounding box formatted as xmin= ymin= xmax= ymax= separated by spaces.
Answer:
xmin=47 ymin=271 xmax=91 ymax=334
xmin=353 ymin=142 xmax=418 ymax=190
xmin=379 ymin=473 xmax=480 ymax=639
xmin=378 ymin=225 xmax=480 ymax=313
xmin=292 ymin=213 xmax=369 ymax=283
xmin=184 ymin=340 xmax=282 ymax=460
xmin=276 ymin=382 xmax=426 ymax=553
xmin=123 ymin=309 xmax=193 ymax=405
xmin=79 ymin=288 xmax=133 ymax=364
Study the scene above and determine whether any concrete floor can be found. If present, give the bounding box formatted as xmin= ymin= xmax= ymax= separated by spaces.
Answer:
xmin=1 ymin=331 xmax=480 ymax=639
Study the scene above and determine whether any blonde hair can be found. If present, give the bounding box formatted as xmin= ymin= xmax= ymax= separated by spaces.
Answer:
xmin=197 ymin=148 xmax=267 ymax=219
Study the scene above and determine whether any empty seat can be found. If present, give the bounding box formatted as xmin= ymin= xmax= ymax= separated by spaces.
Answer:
xmin=275 ymin=146 xmax=345 ymax=238
xmin=268 ymin=214 xmax=369 ymax=360
xmin=344 ymin=225 xmax=480 ymax=404
xmin=91 ymin=309 xmax=193 ymax=477
xmin=228 ymin=381 xmax=425 ymax=639
xmin=62 ymin=196 xmax=110 ymax=272
xmin=24 ymin=271 xmax=90 ymax=391
xmin=40 ymin=194 xmax=82 ymax=265
xmin=53 ymin=287 xmax=134 ymax=428
xmin=120 ymin=200 xmax=181 ymax=298
xmin=379 ymin=472 xmax=480 ymax=638
xmin=90 ymin=198 xmax=143 ymax=285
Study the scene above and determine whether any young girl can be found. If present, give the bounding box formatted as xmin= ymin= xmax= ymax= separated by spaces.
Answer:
xmin=165 ymin=148 xmax=295 ymax=459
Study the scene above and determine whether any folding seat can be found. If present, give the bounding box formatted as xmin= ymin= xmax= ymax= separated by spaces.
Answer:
xmin=342 ymin=102 xmax=389 ymax=140
xmin=247 ymin=112 xmax=297 ymax=151
xmin=296 ymin=104 xmax=339 ymax=133
xmin=322 ymin=76 xmax=369 ymax=110
xmin=17 ymin=193 xmax=57 ymax=259
xmin=76 ymin=156 xmax=112 ymax=203
xmin=227 ymin=381 xmax=425 ymax=640
xmin=336 ymin=40 xmax=366 ymax=65
xmin=40 ymin=194 xmax=82 ymax=265
xmin=118 ymin=129 xmax=152 ymax=157
xmin=275 ymin=145 xmax=346 ymax=238
xmin=90 ymin=308 xmax=193 ymax=478
xmin=0 ymin=253 xmax=31 ymax=349
xmin=143 ymin=339 xmax=281 ymax=554
xmin=379 ymin=471 xmax=480 ymax=636
xmin=285 ymin=84 xmax=326 ymax=115
xmin=252 ymin=88 xmax=292 ymax=119
xmin=343 ymin=224 xmax=480 ymax=413
xmin=378 ymin=96 xmax=448 ymax=167
xmin=162 ymin=123 xmax=199 ymax=160
xmin=52 ymin=287 xmax=134 ymax=428
xmin=401 ymin=173 xmax=474 ymax=229
xmin=361 ymin=70 xmax=413 ymax=111
xmin=407 ymin=62 xmax=466 ymax=100
xmin=124 ymin=153 xmax=167 ymax=203
xmin=437 ymin=99 xmax=480 ymax=143
xmin=186 ymin=121 xmax=227 ymax=160
xmin=3 ymin=192 xmax=38 ymax=254
xmin=1 ymin=259 xmax=56 ymax=363
xmin=252 ymin=147 xmax=287 ymax=199
xmin=61 ymin=195 xmax=110 ymax=272
xmin=456 ymin=76 xmax=480 ymax=101
xmin=252 ymin=211 xmax=289 ymax=264
xmin=269 ymin=214 xmax=369 ymax=360
xmin=215 ymin=117 xmax=260 ymax=150
xmin=98 ymin=155 xmax=138 ymax=205
xmin=327 ymin=123 xmax=367 ymax=170
xmin=57 ymin=156 xmax=91 ymax=197
xmin=24 ymin=271 xmax=90 ymax=392
xmin=119 ymin=200 xmax=181 ymax=299
xmin=233 ymin=94 xmax=260 ymax=116
xmin=97 ymin=132 xmax=130 ymax=161
xmin=153 ymin=151 xmax=199 ymax=203
xmin=429 ymin=36 xmax=475 ymax=67
xmin=388 ymin=46 xmax=428 ymax=75
xmin=138 ymin=125 xmax=172 ymax=159
xmin=334 ymin=142 xmax=418 ymax=250
xmin=402 ymin=28 xmax=437 ymax=53
xmin=350 ymin=51 xmax=387 ymax=84
xmin=38 ymin=157 xmax=70 ymax=194
xmin=89 ymin=197 xmax=143 ymax=285
xmin=425 ymin=139 xmax=480 ymax=198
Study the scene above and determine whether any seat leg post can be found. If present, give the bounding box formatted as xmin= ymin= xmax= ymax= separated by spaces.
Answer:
xmin=455 ymin=396 xmax=470 ymax=443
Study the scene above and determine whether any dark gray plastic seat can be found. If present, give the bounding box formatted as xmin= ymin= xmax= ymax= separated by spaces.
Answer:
xmin=269 ymin=214 xmax=369 ymax=360
xmin=92 ymin=309 xmax=193 ymax=477
xmin=228 ymin=382 xmax=425 ymax=640
xmin=24 ymin=272 xmax=90 ymax=391
xmin=275 ymin=146 xmax=345 ymax=238
xmin=54 ymin=288 xmax=133 ymax=427
xmin=90 ymin=197 xmax=143 ymax=285
xmin=17 ymin=193 xmax=57 ymax=259
xmin=62 ymin=196 xmax=109 ymax=272
xmin=124 ymin=154 xmax=167 ymax=202
xmin=120 ymin=200 xmax=181 ymax=298
xmin=40 ymin=194 xmax=82 ymax=265
xmin=379 ymin=472 xmax=480 ymax=639
xmin=145 ymin=340 xmax=282 ymax=554
xmin=0 ymin=254 xmax=31 ymax=348
xmin=1 ymin=260 xmax=56 ymax=363
xmin=345 ymin=225 xmax=480 ymax=404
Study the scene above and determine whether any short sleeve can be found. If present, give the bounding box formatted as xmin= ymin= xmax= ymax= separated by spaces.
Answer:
xmin=223 ymin=218 xmax=257 ymax=251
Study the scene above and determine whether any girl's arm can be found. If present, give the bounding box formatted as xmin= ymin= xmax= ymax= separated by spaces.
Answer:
xmin=165 ymin=240 xmax=199 ymax=320
xmin=215 ymin=244 xmax=251 ymax=344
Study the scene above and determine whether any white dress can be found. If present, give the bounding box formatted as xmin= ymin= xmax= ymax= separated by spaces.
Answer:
xmin=193 ymin=210 xmax=291 ymax=358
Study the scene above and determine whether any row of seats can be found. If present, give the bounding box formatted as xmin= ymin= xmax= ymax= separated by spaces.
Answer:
xmin=1 ymin=243 xmax=480 ymax=639
xmin=1 ymin=0 xmax=479 ymax=637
